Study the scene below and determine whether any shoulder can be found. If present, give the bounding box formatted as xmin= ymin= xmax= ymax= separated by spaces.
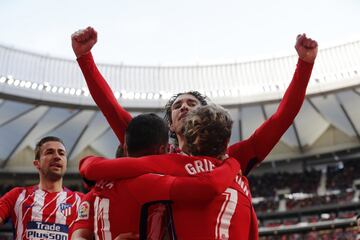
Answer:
xmin=0 ymin=186 xmax=28 ymax=206
xmin=3 ymin=186 xmax=26 ymax=197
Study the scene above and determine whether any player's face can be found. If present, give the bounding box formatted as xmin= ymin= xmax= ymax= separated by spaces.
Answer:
xmin=170 ymin=94 xmax=201 ymax=135
xmin=35 ymin=141 xmax=67 ymax=181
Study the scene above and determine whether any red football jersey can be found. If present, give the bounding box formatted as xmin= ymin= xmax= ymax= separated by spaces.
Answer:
xmin=0 ymin=185 xmax=82 ymax=240
xmin=80 ymin=154 xmax=253 ymax=239
xmin=74 ymin=176 xmax=175 ymax=240
xmin=74 ymin=157 xmax=239 ymax=239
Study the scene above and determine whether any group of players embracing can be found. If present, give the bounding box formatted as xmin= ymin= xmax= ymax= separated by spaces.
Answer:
xmin=0 ymin=26 xmax=318 ymax=240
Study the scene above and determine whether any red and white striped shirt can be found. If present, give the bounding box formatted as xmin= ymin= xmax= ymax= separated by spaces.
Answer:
xmin=0 ymin=185 xmax=82 ymax=240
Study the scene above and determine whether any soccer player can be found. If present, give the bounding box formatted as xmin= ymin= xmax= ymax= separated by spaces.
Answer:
xmin=72 ymin=27 xmax=318 ymax=239
xmin=0 ymin=136 xmax=82 ymax=240
xmin=80 ymin=105 xmax=253 ymax=239
xmin=72 ymin=112 xmax=240 ymax=240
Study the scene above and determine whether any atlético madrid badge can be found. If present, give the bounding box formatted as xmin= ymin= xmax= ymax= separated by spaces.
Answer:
xmin=78 ymin=201 xmax=90 ymax=220
xmin=60 ymin=203 xmax=72 ymax=217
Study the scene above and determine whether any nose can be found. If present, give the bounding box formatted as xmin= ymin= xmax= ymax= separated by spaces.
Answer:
xmin=180 ymin=103 xmax=188 ymax=112
xmin=53 ymin=152 xmax=62 ymax=161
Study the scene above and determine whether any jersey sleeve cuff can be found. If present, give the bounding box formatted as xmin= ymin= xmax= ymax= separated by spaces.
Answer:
xmin=76 ymin=52 xmax=94 ymax=65
xmin=297 ymin=58 xmax=314 ymax=71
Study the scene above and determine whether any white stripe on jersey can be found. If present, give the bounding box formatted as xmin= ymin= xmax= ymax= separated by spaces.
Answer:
xmin=93 ymin=196 xmax=112 ymax=240
xmin=75 ymin=193 xmax=81 ymax=210
xmin=68 ymin=193 xmax=82 ymax=228
xmin=94 ymin=197 xmax=100 ymax=240
xmin=31 ymin=189 xmax=46 ymax=222
xmin=215 ymin=188 xmax=238 ymax=240
xmin=99 ymin=198 xmax=111 ymax=240
xmin=55 ymin=191 xmax=67 ymax=224
xmin=14 ymin=190 xmax=26 ymax=240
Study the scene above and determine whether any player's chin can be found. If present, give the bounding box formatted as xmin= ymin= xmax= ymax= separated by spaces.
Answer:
xmin=48 ymin=171 xmax=65 ymax=181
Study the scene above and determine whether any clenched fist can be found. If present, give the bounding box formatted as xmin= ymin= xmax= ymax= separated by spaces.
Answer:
xmin=71 ymin=26 xmax=98 ymax=58
xmin=295 ymin=33 xmax=318 ymax=63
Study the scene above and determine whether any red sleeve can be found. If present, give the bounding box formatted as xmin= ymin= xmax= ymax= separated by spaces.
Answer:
xmin=77 ymin=52 xmax=132 ymax=144
xmin=227 ymin=59 xmax=314 ymax=175
xmin=127 ymin=157 xmax=240 ymax=204
xmin=79 ymin=154 xmax=183 ymax=181
xmin=72 ymin=191 xmax=94 ymax=232
xmin=0 ymin=187 xmax=23 ymax=221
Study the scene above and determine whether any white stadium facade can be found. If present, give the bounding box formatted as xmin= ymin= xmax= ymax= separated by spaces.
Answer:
xmin=1 ymin=40 xmax=360 ymax=238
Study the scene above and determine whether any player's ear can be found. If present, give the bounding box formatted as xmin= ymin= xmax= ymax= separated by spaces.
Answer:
xmin=169 ymin=123 xmax=175 ymax=133
xmin=33 ymin=159 xmax=40 ymax=170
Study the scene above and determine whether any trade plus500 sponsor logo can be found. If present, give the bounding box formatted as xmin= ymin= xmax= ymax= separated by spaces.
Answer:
xmin=26 ymin=221 xmax=68 ymax=240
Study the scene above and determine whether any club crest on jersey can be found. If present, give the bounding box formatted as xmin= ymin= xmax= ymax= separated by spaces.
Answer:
xmin=77 ymin=201 xmax=90 ymax=220
xmin=60 ymin=203 xmax=72 ymax=217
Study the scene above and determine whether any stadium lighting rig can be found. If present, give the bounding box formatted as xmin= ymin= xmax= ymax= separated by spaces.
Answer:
xmin=0 ymin=73 xmax=302 ymax=101
xmin=0 ymin=74 xmax=176 ymax=101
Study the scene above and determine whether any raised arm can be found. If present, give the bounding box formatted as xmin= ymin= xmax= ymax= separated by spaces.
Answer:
xmin=71 ymin=27 xmax=132 ymax=144
xmin=227 ymin=34 xmax=318 ymax=175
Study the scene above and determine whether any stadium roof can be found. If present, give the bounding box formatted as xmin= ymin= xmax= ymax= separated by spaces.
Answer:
xmin=1 ymin=40 xmax=360 ymax=172
xmin=1 ymin=40 xmax=360 ymax=106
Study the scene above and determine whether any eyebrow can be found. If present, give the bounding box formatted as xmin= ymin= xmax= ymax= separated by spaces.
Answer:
xmin=173 ymin=98 xmax=198 ymax=107
xmin=187 ymin=99 xmax=198 ymax=103
xmin=44 ymin=148 xmax=66 ymax=153
xmin=172 ymin=100 xmax=182 ymax=108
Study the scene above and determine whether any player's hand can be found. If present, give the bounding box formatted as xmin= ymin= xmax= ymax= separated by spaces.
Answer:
xmin=71 ymin=26 xmax=98 ymax=58
xmin=114 ymin=232 xmax=139 ymax=240
xmin=295 ymin=33 xmax=318 ymax=63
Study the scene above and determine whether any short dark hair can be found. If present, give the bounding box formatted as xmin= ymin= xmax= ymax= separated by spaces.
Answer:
xmin=125 ymin=113 xmax=169 ymax=157
xmin=184 ymin=104 xmax=233 ymax=158
xmin=34 ymin=136 xmax=65 ymax=160
xmin=164 ymin=91 xmax=208 ymax=139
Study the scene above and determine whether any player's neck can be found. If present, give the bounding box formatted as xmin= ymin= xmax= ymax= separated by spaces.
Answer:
xmin=38 ymin=177 xmax=63 ymax=192
xmin=177 ymin=135 xmax=192 ymax=156
xmin=177 ymin=134 xmax=186 ymax=152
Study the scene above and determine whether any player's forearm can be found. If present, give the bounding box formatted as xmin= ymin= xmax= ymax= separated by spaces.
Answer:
xmin=77 ymin=52 xmax=132 ymax=144
xmin=273 ymin=58 xmax=314 ymax=125
xmin=79 ymin=156 xmax=167 ymax=181
xmin=227 ymin=59 xmax=314 ymax=175
xmin=252 ymin=58 xmax=314 ymax=160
